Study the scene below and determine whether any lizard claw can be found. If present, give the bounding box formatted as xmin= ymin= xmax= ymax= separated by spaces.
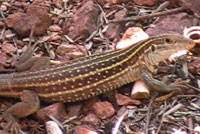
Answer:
xmin=4 ymin=121 xmax=22 ymax=134
xmin=167 ymin=79 xmax=189 ymax=94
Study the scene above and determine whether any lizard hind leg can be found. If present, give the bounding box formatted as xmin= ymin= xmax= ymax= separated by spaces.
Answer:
xmin=3 ymin=90 xmax=40 ymax=133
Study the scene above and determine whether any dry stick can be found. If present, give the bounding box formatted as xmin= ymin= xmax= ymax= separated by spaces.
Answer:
xmin=145 ymin=93 xmax=158 ymax=134
xmin=109 ymin=7 xmax=186 ymax=23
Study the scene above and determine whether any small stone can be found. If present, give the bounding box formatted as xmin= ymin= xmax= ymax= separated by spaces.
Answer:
xmin=66 ymin=103 xmax=82 ymax=118
xmin=5 ymin=13 xmax=24 ymax=28
xmin=188 ymin=60 xmax=200 ymax=74
xmin=0 ymin=51 xmax=10 ymax=69
xmin=36 ymin=103 xmax=67 ymax=122
xmin=0 ymin=21 xmax=5 ymax=28
xmin=0 ymin=5 xmax=7 ymax=12
xmin=73 ymin=125 xmax=98 ymax=134
xmin=16 ymin=40 xmax=25 ymax=47
xmin=179 ymin=0 xmax=200 ymax=14
xmin=105 ymin=9 xmax=127 ymax=40
xmin=131 ymin=81 xmax=150 ymax=99
xmin=45 ymin=121 xmax=63 ymax=134
xmin=146 ymin=13 xmax=193 ymax=36
xmin=133 ymin=0 xmax=158 ymax=6
xmin=92 ymin=101 xmax=115 ymax=119
xmin=76 ymin=45 xmax=88 ymax=56
xmin=48 ymin=25 xmax=62 ymax=32
xmin=51 ymin=35 xmax=62 ymax=41
xmin=70 ymin=51 xmax=84 ymax=59
xmin=1 ymin=42 xmax=17 ymax=54
xmin=56 ymin=43 xmax=76 ymax=56
xmin=64 ymin=1 xmax=100 ymax=40
xmin=81 ymin=113 xmax=100 ymax=126
xmin=115 ymin=93 xmax=141 ymax=106
xmin=5 ymin=1 xmax=51 ymax=37
xmin=52 ymin=0 xmax=63 ymax=8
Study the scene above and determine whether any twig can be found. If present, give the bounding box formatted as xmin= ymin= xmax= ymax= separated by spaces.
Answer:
xmin=109 ymin=7 xmax=186 ymax=23
xmin=145 ymin=93 xmax=157 ymax=134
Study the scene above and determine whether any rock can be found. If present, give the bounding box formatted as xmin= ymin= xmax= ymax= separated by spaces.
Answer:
xmin=45 ymin=121 xmax=63 ymax=134
xmin=48 ymin=25 xmax=62 ymax=32
xmin=179 ymin=0 xmax=200 ymax=14
xmin=131 ymin=81 xmax=150 ymax=99
xmin=56 ymin=43 xmax=76 ymax=56
xmin=92 ymin=101 xmax=115 ymax=119
xmin=81 ymin=113 xmax=100 ymax=126
xmin=0 ymin=21 xmax=5 ymax=28
xmin=64 ymin=1 xmax=100 ymax=40
xmin=5 ymin=13 xmax=24 ymax=28
xmin=73 ymin=125 xmax=97 ymax=134
xmin=1 ymin=41 xmax=17 ymax=54
xmin=115 ymin=93 xmax=141 ymax=105
xmin=52 ymin=0 xmax=63 ymax=9
xmin=36 ymin=103 xmax=67 ymax=122
xmin=66 ymin=103 xmax=82 ymax=118
xmin=5 ymin=0 xmax=51 ymax=37
xmin=188 ymin=60 xmax=200 ymax=74
xmin=51 ymin=35 xmax=62 ymax=41
xmin=133 ymin=0 xmax=158 ymax=6
xmin=105 ymin=9 xmax=127 ymax=40
xmin=146 ymin=13 xmax=193 ymax=36
xmin=70 ymin=51 xmax=84 ymax=59
xmin=0 ymin=51 xmax=10 ymax=69
xmin=0 ymin=4 xmax=7 ymax=12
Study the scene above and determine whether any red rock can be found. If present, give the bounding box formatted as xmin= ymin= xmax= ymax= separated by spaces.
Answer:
xmin=73 ymin=125 xmax=97 ymax=134
xmin=48 ymin=25 xmax=62 ymax=32
xmin=115 ymin=94 xmax=141 ymax=106
xmin=76 ymin=45 xmax=88 ymax=56
xmin=66 ymin=103 xmax=82 ymax=118
xmin=70 ymin=51 xmax=84 ymax=59
xmin=0 ymin=21 xmax=4 ymax=28
xmin=14 ymin=1 xmax=28 ymax=8
xmin=56 ymin=43 xmax=76 ymax=56
xmin=52 ymin=0 xmax=62 ymax=8
xmin=51 ymin=35 xmax=62 ymax=41
xmin=105 ymin=9 xmax=127 ymax=40
xmin=188 ymin=60 xmax=200 ymax=74
xmin=82 ymin=97 xmax=100 ymax=112
xmin=5 ymin=1 xmax=51 ymax=37
xmin=1 ymin=42 xmax=17 ymax=54
xmin=179 ymin=0 xmax=200 ymax=14
xmin=96 ymin=0 xmax=113 ymax=7
xmin=133 ymin=0 xmax=158 ymax=6
xmin=16 ymin=40 xmax=25 ymax=47
xmin=64 ymin=1 xmax=100 ymax=40
xmin=0 ymin=51 xmax=9 ymax=69
xmin=0 ymin=4 xmax=7 ymax=12
xmin=5 ymin=13 xmax=24 ymax=28
xmin=92 ymin=101 xmax=115 ymax=119
xmin=81 ymin=113 xmax=100 ymax=126
xmin=36 ymin=103 xmax=67 ymax=122
xmin=146 ymin=13 xmax=193 ymax=36
xmin=31 ymin=0 xmax=51 ymax=10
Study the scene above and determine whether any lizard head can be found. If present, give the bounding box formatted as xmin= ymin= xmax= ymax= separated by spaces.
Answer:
xmin=142 ymin=34 xmax=195 ymax=67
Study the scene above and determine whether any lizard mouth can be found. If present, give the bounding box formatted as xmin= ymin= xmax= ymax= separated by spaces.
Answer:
xmin=169 ymin=50 xmax=188 ymax=61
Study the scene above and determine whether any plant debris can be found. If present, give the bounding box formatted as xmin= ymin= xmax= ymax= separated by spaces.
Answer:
xmin=0 ymin=0 xmax=200 ymax=134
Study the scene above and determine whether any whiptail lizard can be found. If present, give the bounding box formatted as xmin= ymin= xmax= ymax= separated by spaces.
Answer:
xmin=0 ymin=34 xmax=195 ymax=130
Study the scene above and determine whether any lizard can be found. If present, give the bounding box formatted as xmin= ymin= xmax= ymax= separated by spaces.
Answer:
xmin=0 ymin=34 xmax=195 ymax=131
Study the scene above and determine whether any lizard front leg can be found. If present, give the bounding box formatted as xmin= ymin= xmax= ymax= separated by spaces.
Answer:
xmin=140 ymin=69 xmax=188 ymax=93
xmin=3 ymin=90 xmax=40 ymax=133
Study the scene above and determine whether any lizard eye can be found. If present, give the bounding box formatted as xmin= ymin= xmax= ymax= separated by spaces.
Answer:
xmin=151 ymin=45 xmax=155 ymax=52
xmin=165 ymin=38 xmax=173 ymax=44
